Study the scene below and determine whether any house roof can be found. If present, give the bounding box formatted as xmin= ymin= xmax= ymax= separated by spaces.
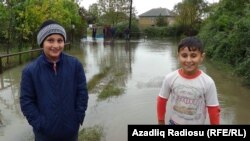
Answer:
xmin=139 ymin=8 xmax=175 ymax=17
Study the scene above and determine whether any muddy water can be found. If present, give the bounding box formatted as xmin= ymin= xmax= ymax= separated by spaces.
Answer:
xmin=0 ymin=37 xmax=250 ymax=141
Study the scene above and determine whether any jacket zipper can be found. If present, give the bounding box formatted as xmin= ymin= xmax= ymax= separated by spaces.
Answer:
xmin=53 ymin=62 xmax=57 ymax=75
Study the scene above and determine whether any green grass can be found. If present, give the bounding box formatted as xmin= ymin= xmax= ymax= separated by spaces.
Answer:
xmin=78 ymin=125 xmax=104 ymax=141
xmin=87 ymin=67 xmax=111 ymax=91
xmin=98 ymin=80 xmax=124 ymax=100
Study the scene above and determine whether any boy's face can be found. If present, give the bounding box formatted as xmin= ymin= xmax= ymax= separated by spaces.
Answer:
xmin=177 ymin=47 xmax=205 ymax=75
xmin=43 ymin=34 xmax=64 ymax=62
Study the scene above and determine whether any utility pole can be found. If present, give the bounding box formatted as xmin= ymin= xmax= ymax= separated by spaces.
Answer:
xmin=128 ymin=0 xmax=133 ymax=41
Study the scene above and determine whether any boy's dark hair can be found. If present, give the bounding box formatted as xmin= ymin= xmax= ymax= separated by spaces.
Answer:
xmin=178 ymin=36 xmax=204 ymax=53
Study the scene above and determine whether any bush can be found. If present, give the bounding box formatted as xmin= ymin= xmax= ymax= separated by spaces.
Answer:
xmin=114 ymin=21 xmax=140 ymax=39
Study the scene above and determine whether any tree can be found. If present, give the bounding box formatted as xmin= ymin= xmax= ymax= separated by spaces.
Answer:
xmin=198 ymin=0 xmax=250 ymax=85
xmin=97 ymin=0 xmax=135 ymax=26
xmin=156 ymin=14 xmax=168 ymax=27
xmin=0 ymin=0 xmax=87 ymax=50
xmin=173 ymin=0 xmax=208 ymax=36
xmin=87 ymin=3 xmax=99 ymax=24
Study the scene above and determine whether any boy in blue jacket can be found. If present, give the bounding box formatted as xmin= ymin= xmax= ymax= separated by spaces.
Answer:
xmin=20 ymin=19 xmax=88 ymax=141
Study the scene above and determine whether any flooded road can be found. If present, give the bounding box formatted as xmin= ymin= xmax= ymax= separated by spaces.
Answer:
xmin=0 ymin=37 xmax=250 ymax=141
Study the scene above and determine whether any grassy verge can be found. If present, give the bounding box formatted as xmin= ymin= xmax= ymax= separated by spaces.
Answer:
xmin=78 ymin=125 xmax=104 ymax=141
xmin=87 ymin=67 xmax=111 ymax=91
xmin=98 ymin=80 xmax=124 ymax=100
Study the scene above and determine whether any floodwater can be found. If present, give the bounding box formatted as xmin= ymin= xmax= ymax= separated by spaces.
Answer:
xmin=0 ymin=37 xmax=250 ymax=141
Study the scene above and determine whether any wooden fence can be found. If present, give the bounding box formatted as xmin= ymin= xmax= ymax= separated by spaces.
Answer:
xmin=0 ymin=43 xmax=70 ymax=74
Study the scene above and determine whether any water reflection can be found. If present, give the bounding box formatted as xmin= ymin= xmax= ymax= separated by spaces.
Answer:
xmin=0 ymin=37 xmax=250 ymax=141
xmin=0 ymin=65 xmax=33 ymax=141
xmin=205 ymin=61 xmax=250 ymax=124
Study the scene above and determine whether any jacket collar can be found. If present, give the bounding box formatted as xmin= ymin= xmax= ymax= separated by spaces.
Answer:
xmin=41 ymin=51 xmax=64 ymax=64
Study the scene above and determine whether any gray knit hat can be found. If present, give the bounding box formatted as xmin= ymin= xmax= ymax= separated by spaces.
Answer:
xmin=37 ymin=20 xmax=66 ymax=47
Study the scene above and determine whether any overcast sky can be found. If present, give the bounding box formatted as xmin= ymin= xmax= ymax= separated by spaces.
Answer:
xmin=80 ymin=0 xmax=219 ymax=15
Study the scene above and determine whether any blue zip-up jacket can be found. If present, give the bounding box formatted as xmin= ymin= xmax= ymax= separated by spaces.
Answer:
xmin=20 ymin=52 xmax=88 ymax=140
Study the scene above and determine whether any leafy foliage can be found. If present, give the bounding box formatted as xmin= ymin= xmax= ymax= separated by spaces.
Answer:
xmin=198 ymin=0 xmax=250 ymax=85
xmin=173 ymin=0 xmax=208 ymax=36
xmin=156 ymin=14 xmax=168 ymax=27
xmin=114 ymin=21 xmax=140 ymax=38
xmin=0 ymin=0 xmax=87 ymax=49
